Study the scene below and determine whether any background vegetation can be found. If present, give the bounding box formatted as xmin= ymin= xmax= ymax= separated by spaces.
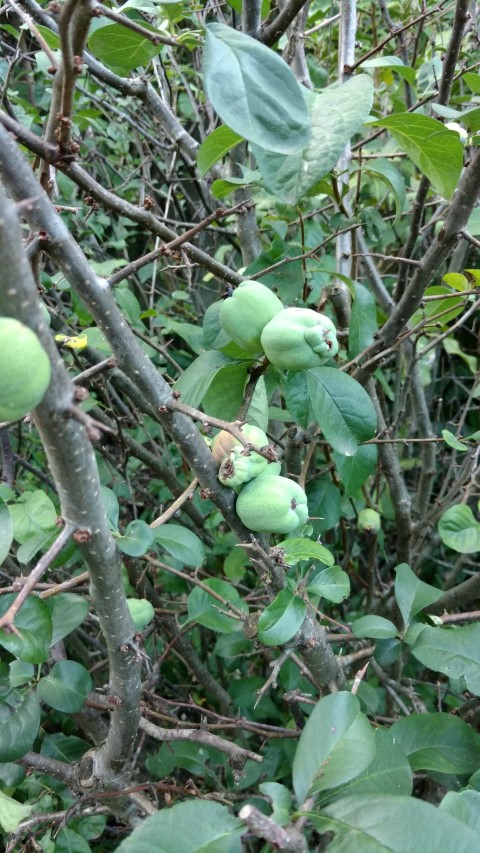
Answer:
xmin=1 ymin=0 xmax=480 ymax=850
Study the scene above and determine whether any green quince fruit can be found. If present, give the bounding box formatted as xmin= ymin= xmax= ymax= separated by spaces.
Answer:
xmin=218 ymin=446 xmax=270 ymax=491
xmin=219 ymin=280 xmax=284 ymax=355
xmin=260 ymin=307 xmax=338 ymax=370
xmin=236 ymin=473 xmax=308 ymax=534
xmin=357 ymin=508 xmax=381 ymax=534
xmin=0 ymin=318 xmax=51 ymax=422
xmin=211 ymin=423 xmax=269 ymax=465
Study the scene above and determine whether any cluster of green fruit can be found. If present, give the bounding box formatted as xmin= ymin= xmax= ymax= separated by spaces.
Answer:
xmin=212 ymin=424 xmax=308 ymax=535
xmin=219 ymin=280 xmax=338 ymax=369
xmin=0 ymin=318 xmax=51 ymax=423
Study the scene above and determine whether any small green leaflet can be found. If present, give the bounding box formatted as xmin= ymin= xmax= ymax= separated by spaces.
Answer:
xmin=197 ymin=125 xmax=243 ymax=176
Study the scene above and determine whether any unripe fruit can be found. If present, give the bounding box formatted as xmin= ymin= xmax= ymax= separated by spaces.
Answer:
xmin=261 ymin=307 xmax=338 ymax=370
xmin=218 ymin=447 xmax=269 ymax=492
xmin=211 ymin=423 xmax=269 ymax=465
xmin=219 ymin=280 xmax=284 ymax=355
xmin=0 ymin=318 xmax=51 ymax=422
xmin=357 ymin=508 xmax=381 ymax=534
xmin=236 ymin=473 xmax=309 ymax=534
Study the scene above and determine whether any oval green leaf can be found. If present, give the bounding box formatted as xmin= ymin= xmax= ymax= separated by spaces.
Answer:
xmin=352 ymin=615 xmax=398 ymax=639
xmin=203 ymin=23 xmax=310 ymax=154
xmin=307 ymin=367 xmax=377 ymax=456
xmin=257 ymin=590 xmax=306 ymax=647
xmin=293 ymin=692 xmax=375 ymax=807
xmin=438 ymin=504 xmax=480 ymax=553
xmin=37 ymin=660 xmax=92 ymax=713
xmin=371 ymin=113 xmax=463 ymax=200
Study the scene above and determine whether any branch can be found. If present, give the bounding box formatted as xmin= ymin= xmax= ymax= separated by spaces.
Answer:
xmin=354 ymin=146 xmax=480 ymax=385
xmin=260 ymin=0 xmax=310 ymax=46
xmin=0 ymin=111 xmax=242 ymax=286
xmin=436 ymin=0 xmax=470 ymax=106
xmin=139 ymin=716 xmax=263 ymax=774
xmin=0 ymin=187 xmax=142 ymax=789
xmin=239 ymin=804 xmax=308 ymax=853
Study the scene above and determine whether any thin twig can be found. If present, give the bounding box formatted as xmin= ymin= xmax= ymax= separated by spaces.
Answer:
xmin=0 ymin=522 xmax=77 ymax=632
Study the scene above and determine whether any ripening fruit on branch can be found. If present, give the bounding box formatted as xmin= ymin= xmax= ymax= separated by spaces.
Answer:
xmin=219 ymin=280 xmax=284 ymax=354
xmin=236 ymin=473 xmax=309 ymax=534
xmin=218 ymin=447 xmax=270 ymax=492
xmin=261 ymin=307 xmax=338 ymax=370
xmin=211 ymin=423 xmax=269 ymax=466
xmin=357 ymin=508 xmax=381 ymax=534
xmin=0 ymin=317 xmax=51 ymax=422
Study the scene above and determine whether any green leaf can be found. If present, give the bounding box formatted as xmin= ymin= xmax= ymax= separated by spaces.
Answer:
xmin=322 ymin=729 xmax=412 ymax=803
xmin=116 ymin=520 xmax=155 ymax=557
xmin=16 ymin=530 xmax=54 ymax=564
xmin=127 ymin=598 xmax=155 ymax=631
xmin=352 ymin=615 xmax=398 ymax=639
xmin=409 ymin=623 xmax=480 ymax=695
xmin=257 ymin=590 xmax=306 ymax=647
xmin=394 ymin=563 xmax=442 ymax=627
xmin=101 ymin=486 xmax=120 ymax=531
xmin=160 ymin=318 xmax=205 ymax=356
xmin=411 ymin=285 xmax=465 ymax=329
xmin=0 ymin=689 xmax=41 ymax=761
xmin=116 ymin=799 xmax=244 ymax=852
xmin=211 ymin=176 xmax=258 ymax=199
xmin=442 ymin=429 xmax=469 ymax=451
xmin=197 ymin=125 xmax=243 ymax=176
xmin=0 ymin=498 xmax=13 ymax=566
xmin=153 ymin=523 xmax=205 ymax=566
xmin=348 ymin=282 xmax=378 ymax=358
xmin=46 ymin=593 xmax=89 ymax=647
xmin=362 ymin=55 xmax=416 ymax=83
xmin=259 ymin=782 xmax=292 ymax=827
xmin=0 ymin=789 xmax=33 ymax=833
xmin=307 ymin=367 xmax=377 ymax=456
xmin=202 ymin=361 xmax=250 ymax=420
xmin=390 ymin=712 xmax=480 ymax=776
xmin=307 ymin=477 xmax=342 ymax=533
xmin=307 ymin=794 xmax=480 ymax=852
xmin=9 ymin=490 xmax=57 ymax=543
xmin=284 ymin=369 xmax=311 ymax=429
xmin=41 ymin=732 xmax=90 ymax=763
xmin=88 ymin=23 xmax=162 ymax=72
xmin=306 ymin=566 xmax=350 ymax=604
xmin=9 ymin=660 xmax=34 ymax=688
xmin=390 ymin=713 xmax=480 ymax=775
xmin=187 ymin=578 xmax=248 ymax=634
xmin=246 ymin=375 xmax=269 ymax=431
xmin=438 ymin=504 xmax=480 ymax=553
xmin=293 ymin=692 xmax=375 ymax=807
xmin=370 ymin=113 xmax=463 ymax=200
xmin=463 ymin=72 xmax=480 ymax=93
xmin=174 ymin=351 xmax=246 ymax=409
xmin=0 ymin=594 xmax=52 ymax=663
xmin=279 ymin=537 xmax=334 ymax=567
xmin=37 ymin=660 xmax=92 ymax=713
xmin=440 ymin=790 xmax=480 ymax=833
xmin=54 ymin=828 xmax=92 ymax=853
xmin=203 ymin=23 xmax=310 ymax=154
xmin=333 ymin=444 xmax=378 ymax=497
xmin=252 ymin=76 xmax=373 ymax=204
